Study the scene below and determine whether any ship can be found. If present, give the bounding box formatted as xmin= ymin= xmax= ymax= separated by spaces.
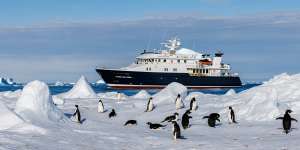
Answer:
xmin=96 ymin=37 xmax=242 ymax=89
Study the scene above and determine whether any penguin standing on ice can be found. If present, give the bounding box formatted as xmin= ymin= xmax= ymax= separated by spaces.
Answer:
xmin=228 ymin=106 xmax=237 ymax=124
xmin=189 ymin=97 xmax=198 ymax=111
xmin=203 ymin=113 xmax=220 ymax=127
xmin=172 ymin=121 xmax=181 ymax=140
xmin=109 ymin=109 xmax=117 ymax=118
xmin=97 ymin=99 xmax=105 ymax=113
xmin=161 ymin=112 xmax=179 ymax=123
xmin=145 ymin=97 xmax=154 ymax=112
xmin=182 ymin=110 xmax=192 ymax=129
xmin=175 ymin=94 xmax=185 ymax=110
xmin=276 ymin=109 xmax=298 ymax=134
xmin=73 ymin=105 xmax=81 ymax=123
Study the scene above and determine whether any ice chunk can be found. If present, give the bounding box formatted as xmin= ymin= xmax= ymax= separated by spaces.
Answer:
xmin=15 ymin=80 xmax=67 ymax=124
xmin=153 ymin=82 xmax=187 ymax=104
xmin=56 ymin=76 xmax=97 ymax=99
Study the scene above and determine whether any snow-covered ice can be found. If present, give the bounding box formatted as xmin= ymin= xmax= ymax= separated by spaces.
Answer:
xmin=15 ymin=80 xmax=67 ymax=124
xmin=0 ymin=73 xmax=300 ymax=149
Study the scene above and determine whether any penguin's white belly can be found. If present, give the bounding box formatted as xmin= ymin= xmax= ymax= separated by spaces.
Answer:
xmin=175 ymin=98 xmax=184 ymax=109
xmin=148 ymin=101 xmax=154 ymax=111
xmin=98 ymin=103 xmax=104 ymax=113
xmin=192 ymin=102 xmax=198 ymax=111
xmin=228 ymin=111 xmax=233 ymax=123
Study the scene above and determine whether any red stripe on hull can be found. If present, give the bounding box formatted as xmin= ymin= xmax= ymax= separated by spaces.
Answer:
xmin=107 ymin=84 xmax=241 ymax=90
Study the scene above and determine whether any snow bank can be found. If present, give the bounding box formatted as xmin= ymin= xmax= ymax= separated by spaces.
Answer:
xmin=15 ymin=81 xmax=66 ymax=124
xmin=153 ymin=82 xmax=187 ymax=104
xmin=56 ymin=76 xmax=97 ymax=99
xmin=187 ymin=73 xmax=300 ymax=121
xmin=131 ymin=90 xmax=151 ymax=99
xmin=0 ymin=101 xmax=24 ymax=130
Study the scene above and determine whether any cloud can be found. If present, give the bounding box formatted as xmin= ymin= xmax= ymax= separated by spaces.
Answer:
xmin=0 ymin=11 xmax=300 ymax=82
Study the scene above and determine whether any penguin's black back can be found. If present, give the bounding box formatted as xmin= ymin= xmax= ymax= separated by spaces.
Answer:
xmin=124 ymin=120 xmax=137 ymax=126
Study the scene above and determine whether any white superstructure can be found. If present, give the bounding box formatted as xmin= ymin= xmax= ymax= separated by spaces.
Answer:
xmin=121 ymin=37 xmax=235 ymax=77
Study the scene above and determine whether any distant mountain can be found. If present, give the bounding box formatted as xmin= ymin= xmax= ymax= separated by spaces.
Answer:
xmin=0 ymin=78 xmax=17 ymax=86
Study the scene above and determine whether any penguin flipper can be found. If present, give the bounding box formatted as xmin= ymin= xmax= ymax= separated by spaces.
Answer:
xmin=216 ymin=118 xmax=221 ymax=122
xmin=202 ymin=116 xmax=209 ymax=119
xmin=291 ymin=118 xmax=298 ymax=122
xmin=276 ymin=117 xmax=284 ymax=120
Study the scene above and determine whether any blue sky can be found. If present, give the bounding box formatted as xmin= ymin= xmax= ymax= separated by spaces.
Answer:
xmin=0 ymin=0 xmax=300 ymax=83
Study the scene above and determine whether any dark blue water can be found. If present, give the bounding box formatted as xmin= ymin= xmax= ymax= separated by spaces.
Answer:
xmin=0 ymin=83 xmax=260 ymax=96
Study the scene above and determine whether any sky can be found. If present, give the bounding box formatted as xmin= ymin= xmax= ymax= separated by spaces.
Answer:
xmin=0 ymin=0 xmax=300 ymax=83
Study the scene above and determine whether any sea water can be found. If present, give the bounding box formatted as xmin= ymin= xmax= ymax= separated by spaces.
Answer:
xmin=0 ymin=83 xmax=260 ymax=96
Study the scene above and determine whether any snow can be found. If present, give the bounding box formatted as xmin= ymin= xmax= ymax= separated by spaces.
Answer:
xmin=153 ymin=82 xmax=187 ymax=104
xmin=0 ymin=73 xmax=300 ymax=149
xmin=15 ymin=80 xmax=67 ymax=124
xmin=0 ymin=101 xmax=24 ymax=130
xmin=131 ymin=90 xmax=151 ymax=99
xmin=57 ymin=76 xmax=97 ymax=99
xmin=98 ymin=92 xmax=128 ymax=100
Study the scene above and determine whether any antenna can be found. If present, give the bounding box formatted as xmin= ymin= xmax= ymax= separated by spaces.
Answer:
xmin=146 ymin=31 xmax=154 ymax=51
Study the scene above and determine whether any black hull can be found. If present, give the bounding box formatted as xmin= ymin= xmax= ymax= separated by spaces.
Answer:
xmin=96 ymin=69 xmax=242 ymax=89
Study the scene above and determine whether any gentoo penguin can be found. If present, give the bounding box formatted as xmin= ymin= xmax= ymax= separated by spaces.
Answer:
xmin=228 ymin=106 xmax=237 ymax=124
xmin=72 ymin=105 xmax=81 ymax=123
xmin=145 ymin=97 xmax=154 ymax=112
xmin=124 ymin=120 xmax=137 ymax=126
xmin=97 ymin=99 xmax=105 ymax=113
xmin=161 ymin=112 xmax=179 ymax=123
xmin=146 ymin=122 xmax=166 ymax=129
xmin=189 ymin=97 xmax=198 ymax=111
xmin=172 ymin=121 xmax=181 ymax=140
xmin=276 ymin=109 xmax=298 ymax=134
xmin=109 ymin=109 xmax=117 ymax=118
xmin=202 ymin=113 xmax=220 ymax=127
xmin=182 ymin=110 xmax=192 ymax=129
xmin=175 ymin=94 xmax=185 ymax=110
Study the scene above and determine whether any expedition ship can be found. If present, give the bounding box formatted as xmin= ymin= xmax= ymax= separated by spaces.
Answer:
xmin=96 ymin=37 xmax=242 ymax=89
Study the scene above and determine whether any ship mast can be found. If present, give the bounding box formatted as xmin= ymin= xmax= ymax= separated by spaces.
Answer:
xmin=162 ymin=37 xmax=181 ymax=55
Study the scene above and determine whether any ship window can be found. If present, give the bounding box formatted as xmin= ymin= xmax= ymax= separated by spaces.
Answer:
xmin=206 ymin=69 xmax=208 ymax=73
xmin=184 ymin=60 xmax=187 ymax=63
xmin=158 ymin=59 xmax=161 ymax=62
xmin=164 ymin=68 xmax=168 ymax=72
xmin=173 ymin=68 xmax=177 ymax=72
xmin=149 ymin=67 xmax=151 ymax=71
xmin=177 ymin=60 xmax=180 ymax=63
xmin=163 ymin=59 xmax=166 ymax=63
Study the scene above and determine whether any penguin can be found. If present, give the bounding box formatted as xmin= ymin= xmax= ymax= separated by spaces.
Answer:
xmin=109 ymin=109 xmax=117 ymax=118
xmin=161 ymin=112 xmax=179 ymax=123
xmin=181 ymin=110 xmax=192 ymax=129
xmin=124 ymin=120 xmax=137 ymax=126
xmin=97 ymin=99 xmax=105 ymax=113
xmin=175 ymin=94 xmax=185 ymax=110
xmin=276 ymin=109 xmax=298 ymax=134
xmin=228 ymin=106 xmax=237 ymax=124
xmin=146 ymin=122 xmax=166 ymax=129
xmin=72 ymin=105 xmax=81 ymax=123
xmin=145 ymin=97 xmax=154 ymax=112
xmin=202 ymin=113 xmax=220 ymax=127
xmin=189 ymin=97 xmax=198 ymax=111
xmin=172 ymin=121 xmax=181 ymax=140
